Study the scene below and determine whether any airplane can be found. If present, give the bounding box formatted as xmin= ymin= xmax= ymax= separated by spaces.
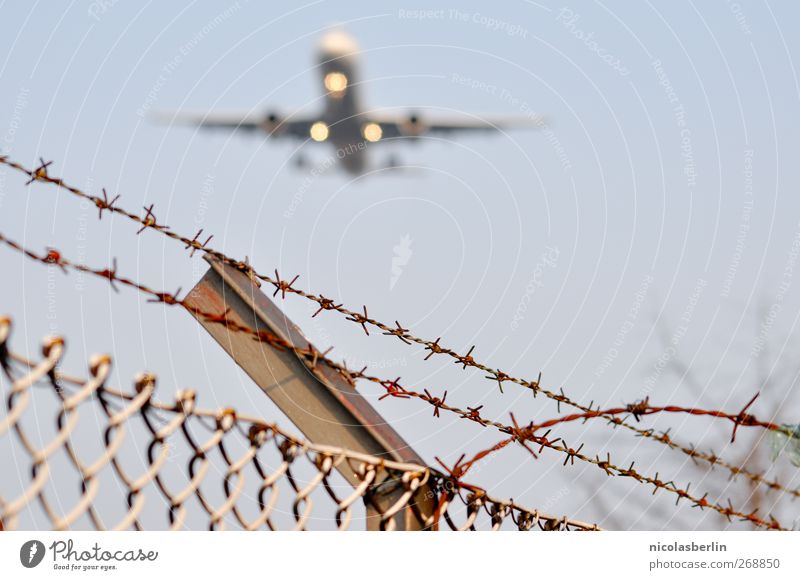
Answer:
xmin=156 ymin=29 xmax=543 ymax=175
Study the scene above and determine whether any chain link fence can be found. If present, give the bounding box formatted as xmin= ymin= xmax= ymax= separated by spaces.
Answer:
xmin=0 ymin=318 xmax=599 ymax=531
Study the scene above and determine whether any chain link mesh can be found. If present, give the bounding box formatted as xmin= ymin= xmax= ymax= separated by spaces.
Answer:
xmin=0 ymin=318 xmax=599 ymax=531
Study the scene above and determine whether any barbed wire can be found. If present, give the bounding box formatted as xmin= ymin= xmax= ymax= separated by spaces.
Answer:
xmin=0 ymin=317 xmax=599 ymax=531
xmin=522 ymin=394 xmax=788 ymax=444
xmin=0 ymin=232 xmax=789 ymax=529
xmin=1 ymin=156 xmax=797 ymax=505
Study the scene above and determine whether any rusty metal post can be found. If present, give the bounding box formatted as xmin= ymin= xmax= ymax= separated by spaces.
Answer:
xmin=184 ymin=256 xmax=435 ymax=530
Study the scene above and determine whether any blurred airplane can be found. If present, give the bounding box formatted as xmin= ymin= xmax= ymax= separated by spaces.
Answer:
xmin=156 ymin=29 xmax=543 ymax=175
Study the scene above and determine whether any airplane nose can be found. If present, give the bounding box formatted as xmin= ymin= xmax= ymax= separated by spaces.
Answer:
xmin=319 ymin=29 xmax=359 ymax=57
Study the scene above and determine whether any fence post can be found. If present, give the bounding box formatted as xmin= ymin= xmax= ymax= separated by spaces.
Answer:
xmin=184 ymin=256 xmax=435 ymax=530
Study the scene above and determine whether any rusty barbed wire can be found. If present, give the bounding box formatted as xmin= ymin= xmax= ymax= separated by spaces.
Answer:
xmin=1 ymin=156 xmax=798 ymax=505
xmin=451 ymin=427 xmax=789 ymax=530
xmin=0 ymin=232 xmax=789 ymax=530
xmin=520 ymin=394 xmax=787 ymax=444
xmin=0 ymin=317 xmax=599 ymax=531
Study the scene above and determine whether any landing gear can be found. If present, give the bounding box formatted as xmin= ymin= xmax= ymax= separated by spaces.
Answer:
xmin=294 ymin=153 xmax=308 ymax=169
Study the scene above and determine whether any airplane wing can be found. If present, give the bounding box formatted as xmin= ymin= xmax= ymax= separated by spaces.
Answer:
xmin=151 ymin=109 xmax=317 ymax=138
xmin=366 ymin=110 xmax=546 ymax=139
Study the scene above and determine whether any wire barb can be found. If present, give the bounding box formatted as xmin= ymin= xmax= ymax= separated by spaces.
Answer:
xmin=137 ymin=204 xmax=163 ymax=235
xmin=185 ymin=229 xmax=213 ymax=257
xmin=272 ymin=269 xmax=300 ymax=299
xmin=25 ymin=157 xmax=52 ymax=185
xmin=95 ymin=188 xmax=120 ymax=220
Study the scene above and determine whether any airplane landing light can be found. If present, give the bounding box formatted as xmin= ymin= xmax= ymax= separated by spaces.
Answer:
xmin=324 ymin=72 xmax=348 ymax=96
xmin=362 ymin=122 xmax=382 ymax=142
xmin=310 ymin=121 xmax=329 ymax=141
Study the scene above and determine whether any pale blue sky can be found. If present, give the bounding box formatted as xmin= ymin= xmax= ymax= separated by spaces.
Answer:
xmin=2 ymin=1 xmax=800 ymax=529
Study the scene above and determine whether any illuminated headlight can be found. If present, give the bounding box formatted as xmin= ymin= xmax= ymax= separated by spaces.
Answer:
xmin=310 ymin=121 xmax=329 ymax=142
xmin=362 ymin=122 xmax=382 ymax=142
xmin=324 ymin=72 xmax=348 ymax=94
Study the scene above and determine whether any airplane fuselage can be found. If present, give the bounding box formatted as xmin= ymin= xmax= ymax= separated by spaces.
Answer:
xmin=314 ymin=31 xmax=370 ymax=174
